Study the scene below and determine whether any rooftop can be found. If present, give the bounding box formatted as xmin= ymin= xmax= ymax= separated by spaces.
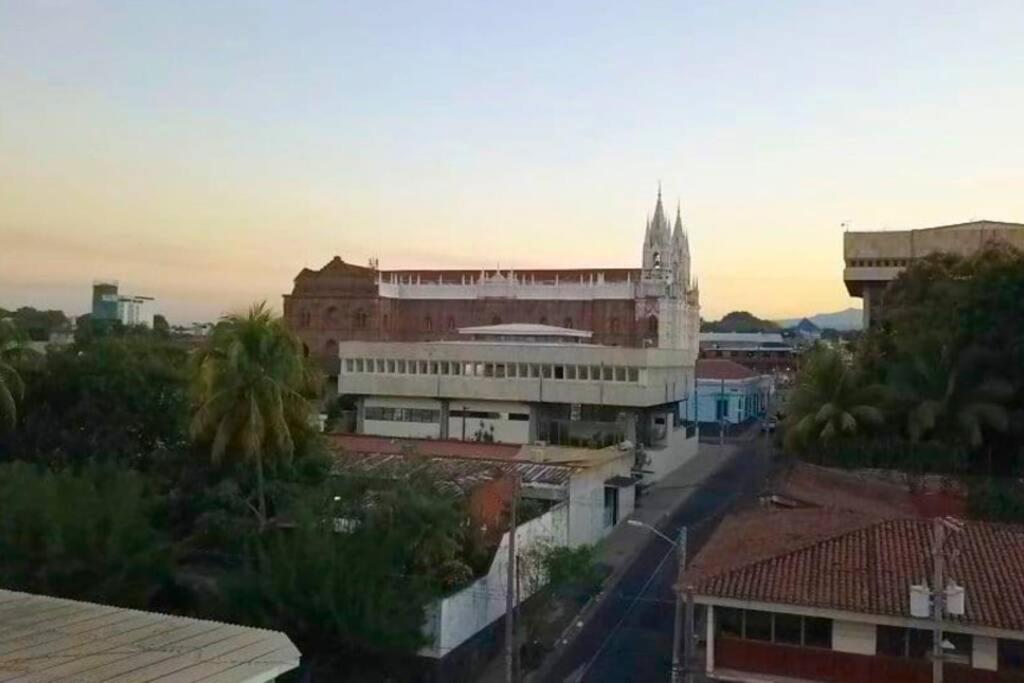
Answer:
xmin=0 ymin=589 xmax=300 ymax=682
xmin=699 ymin=332 xmax=786 ymax=345
xmin=691 ymin=518 xmax=1024 ymax=633
xmin=457 ymin=323 xmax=593 ymax=339
xmin=696 ymin=359 xmax=760 ymax=381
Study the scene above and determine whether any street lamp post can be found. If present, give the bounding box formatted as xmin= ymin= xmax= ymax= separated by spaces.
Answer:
xmin=627 ymin=520 xmax=692 ymax=683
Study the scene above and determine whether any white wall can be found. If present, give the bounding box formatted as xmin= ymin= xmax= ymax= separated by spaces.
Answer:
xmin=420 ymin=502 xmax=569 ymax=658
xmin=642 ymin=422 xmax=698 ymax=484
xmin=973 ymin=635 xmax=998 ymax=671
xmin=447 ymin=400 xmax=531 ymax=444
xmin=832 ymin=620 xmax=876 ymax=655
xmin=566 ymin=451 xmax=635 ymax=547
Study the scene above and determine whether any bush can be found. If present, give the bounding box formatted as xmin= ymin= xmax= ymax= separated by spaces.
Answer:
xmin=0 ymin=461 xmax=172 ymax=608
xmin=805 ymin=436 xmax=968 ymax=475
xmin=543 ymin=545 xmax=606 ymax=604
xmin=968 ymin=479 xmax=1024 ymax=523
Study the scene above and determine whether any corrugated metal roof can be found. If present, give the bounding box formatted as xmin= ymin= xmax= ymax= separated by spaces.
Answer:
xmin=0 ymin=589 xmax=300 ymax=683
xmin=331 ymin=450 xmax=576 ymax=488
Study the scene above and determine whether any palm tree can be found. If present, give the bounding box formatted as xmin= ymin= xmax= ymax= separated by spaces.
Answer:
xmin=784 ymin=346 xmax=886 ymax=452
xmin=0 ymin=319 xmax=27 ymax=433
xmin=191 ymin=302 xmax=320 ymax=529
xmin=890 ymin=344 xmax=1012 ymax=450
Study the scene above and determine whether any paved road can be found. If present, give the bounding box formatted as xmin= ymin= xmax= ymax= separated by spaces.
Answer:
xmin=540 ymin=436 xmax=774 ymax=683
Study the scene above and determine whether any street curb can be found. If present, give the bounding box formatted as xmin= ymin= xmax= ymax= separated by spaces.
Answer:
xmin=526 ymin=447 xmax=740 ymax=683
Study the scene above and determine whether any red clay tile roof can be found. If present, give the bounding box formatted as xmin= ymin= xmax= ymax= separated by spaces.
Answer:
xmin=328 ymin=433 xmax=522 ymax=460
xmin=696 ymin=359 xmax=759 ymax=380
xmin=692 ymin=518 xmax=1024 ymax=632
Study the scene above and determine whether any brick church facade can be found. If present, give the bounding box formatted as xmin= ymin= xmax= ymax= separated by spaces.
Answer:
xmin=283 ymin=190 xmax=700 ymax=374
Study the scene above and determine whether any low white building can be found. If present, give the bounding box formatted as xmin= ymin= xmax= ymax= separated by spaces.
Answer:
xmin=336 ymin=323 xmax=699 ymax=484
xmin=692 ymin=359 xmax=773 ymax=426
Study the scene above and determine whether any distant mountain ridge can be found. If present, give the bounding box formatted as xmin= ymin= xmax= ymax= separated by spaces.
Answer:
xmin=701 ymin=311 xmax=780 ymax=333
xmin=775 ymin=307 xmax=863 ymax=331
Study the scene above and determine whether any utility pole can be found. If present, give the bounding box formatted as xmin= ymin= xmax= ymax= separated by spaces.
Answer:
xmin=683 ymin=588 xmax=695 ymax=683
xmin=505 ymin=475 xmax=519 ymax=683
xmin=671 ymin=526 xmax=688 ymax=683
xmin=932 ymin=518 xmax=945 ymax=683
xmin=719 ymin=377 xmax=726 ymax=447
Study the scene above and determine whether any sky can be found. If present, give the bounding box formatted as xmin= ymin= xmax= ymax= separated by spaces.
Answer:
xmin=2 ymin=0 xmax=1023 ymax=323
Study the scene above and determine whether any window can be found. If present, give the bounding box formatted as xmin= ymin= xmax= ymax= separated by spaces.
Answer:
xmin=647 ymin=315 xmax=658 ymax=336
xmin=386 ymin=359 xmax=396 ymax=373
xmin=999 ymin=638 xmax=1024 ymax=671
xmin=774 ymin=613 xmax=802 ymax=645
xmin=508 ymin=413 xmax=529 ymax=421
xmin=324 ymin=306 xmax=339 ymax=326
xmin=423 ymin=316 xmax=433 ymax=331
xmin=508 ymin=364 xmax=518 ymax=378
xmin=450 ymin=410 xmax=500 ymax=420
xmin=615 ymin=367 xmax=626 ymax=382
xmin=554 ymin=365 xmax=564 ymax=380
xmin=353 ymin=309 xmax=367 ymax=328
xmin=355 ymin=358 xmax=364 ymax=372
xmin=539 ymin=316 xmax=548 ymax=325
xmin=541 ymin=364 xmax=552 ymax=379
xmin=365 ymin=406 xmax=440 ymax=423
xmin=578 ymin=366 xmax=589 ymax=380
xmin=878 ymin=626 xmax=933 ymax=659
xmin=628 ymin=367 xmax=639 ymax=382
xmin=566 ymin=365 xmax=577 ymax=380
xmin=603 ymin=366 xmax=613 ymax=381
xmin=376 ymin=359 xmax=385 ymax=372
xmin=492 ymin=315 xmax=502 ymax=325
xmin=715 ymin=609 xmax=832 ymax=649
xmin=744 ymin=610 xmax=772 ymax=641
xmin=447 ymin=316 xmax=456 ymax=331
xmin=397 ymin=359 xmax=406 ymax=373
xmin=610 ymin=317 xmax=620 ymax=333
xmin=564 ymin=317 xmax=573 ymax=328
xmin=382 ymin=314 xmax=389 ymax=330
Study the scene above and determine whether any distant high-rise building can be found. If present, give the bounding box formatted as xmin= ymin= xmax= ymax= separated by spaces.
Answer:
xmin=91 ymin=280 xmax=155 ymax=327
xmin=91 ymin=281 xmax=120 ymax=321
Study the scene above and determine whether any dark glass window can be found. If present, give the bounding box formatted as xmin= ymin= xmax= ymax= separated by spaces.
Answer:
xmin=803 ymin=617 xmax=832 ymax=648
xmin=717 ymin=607 xmax=742 ymax=638
xmin=908 ymin=629 xmax=933 ymax=659
xmin=877 ymin=626 xmax=907 ymax=657
xmin=999 ymin=639 xmax=1024 ymax=670
xmin=745 ymin=610 xmax=772 ymax=641
xmin=774 ymin=613 xmax=802 ymax=645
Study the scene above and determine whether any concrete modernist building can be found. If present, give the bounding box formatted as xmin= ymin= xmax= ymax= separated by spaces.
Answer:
xmin=90 ymin=279 xmax=155 ymax=328
xmin=844 ymin=220 xmax=1024 ymax=328
xmin=284 ymin=189 xmax=699 ymax=376
xmin=698 ymin=332 xmax=797 ymax=375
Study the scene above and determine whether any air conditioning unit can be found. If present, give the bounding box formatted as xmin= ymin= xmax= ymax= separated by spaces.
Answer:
xmin=945 ymin=583 xmax=966 ymax=616
xmin=910 ymin=584 xmax=931 ymax=618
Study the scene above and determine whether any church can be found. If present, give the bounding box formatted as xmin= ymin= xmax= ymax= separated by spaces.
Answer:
xmin=283 ymin=188 xmax=701 ymax=374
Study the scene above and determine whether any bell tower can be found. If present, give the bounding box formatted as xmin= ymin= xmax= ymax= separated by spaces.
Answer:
xmin=642 ymin=185 xmax=672 ymax=276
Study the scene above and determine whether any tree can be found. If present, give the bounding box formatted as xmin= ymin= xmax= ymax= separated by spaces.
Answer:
xmin=784 ymin=346 xmax=886 ymax=452
xmin=0 ymin=318 xmax=31 ymax=434
xmin=191 ymin=302 xmax=320 ymax=530
xmin=890 ymin=344 xmax=1013 ymax=456
xmin=0 ymin=461 xmax=172 ymax=608
xmin=6 ymin=334 xmax=189 ymax=466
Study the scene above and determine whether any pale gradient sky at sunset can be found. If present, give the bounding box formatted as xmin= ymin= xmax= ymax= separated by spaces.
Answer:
xmin=2 ymin=1 xmax=1022 ymax=323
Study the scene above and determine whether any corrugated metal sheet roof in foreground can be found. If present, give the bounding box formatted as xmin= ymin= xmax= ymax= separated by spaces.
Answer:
xmin=0 ymin=589 xmax=300 ymax=683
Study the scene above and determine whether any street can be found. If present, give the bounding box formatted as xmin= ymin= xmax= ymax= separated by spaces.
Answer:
xmin=540 ymin=434 xmax=774 ymax=683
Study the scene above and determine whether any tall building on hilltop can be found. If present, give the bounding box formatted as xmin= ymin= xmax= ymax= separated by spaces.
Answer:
xmin=284 ymin=188 xmax=700 ymax=373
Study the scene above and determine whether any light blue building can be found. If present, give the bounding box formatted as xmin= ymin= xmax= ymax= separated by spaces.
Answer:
xmin=691 ymin=359 xmax=772 ymax=425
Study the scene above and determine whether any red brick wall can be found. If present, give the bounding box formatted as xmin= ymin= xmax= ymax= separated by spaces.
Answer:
xmin=716 ymin=637 xmax=1003 ymax=683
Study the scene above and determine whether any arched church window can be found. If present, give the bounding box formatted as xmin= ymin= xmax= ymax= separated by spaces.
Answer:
xmin=447 ymin=316 xmax=456 ymax=331
xmin=647 ymin=315 xmax=659 ymax=336
xmin=424 ymin=316 xmax=433 ymax=331
xmin=610 ymin=317 xmax=620 ymax=333
xmin=324 ymin=307 xmax=339 ymax=326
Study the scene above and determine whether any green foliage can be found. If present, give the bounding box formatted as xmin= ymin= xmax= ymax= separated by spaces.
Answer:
xmin=0 ymin=318 xmax=29 ymax=433
xmin=784 ymin=345 xmax=886 ymax=453
xmin=5 ymin=333 xmax=189 ymax=466
xmin=542 ymin=545 xmax=606 ymax=603
xmin=191 ymin=302 xmax=322 ymax=527
xmin=222 ymin=470 xmax=476 ymax=658
xmin=967 ymin=479 xmax=1024 ymax=524
xmin=0 ymin=461 xmax=172 ymax=608
xmin=802 ymin=436 xmax=967 ymax=474
xmin=0 ymin=307 xmax=69 ymax=342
